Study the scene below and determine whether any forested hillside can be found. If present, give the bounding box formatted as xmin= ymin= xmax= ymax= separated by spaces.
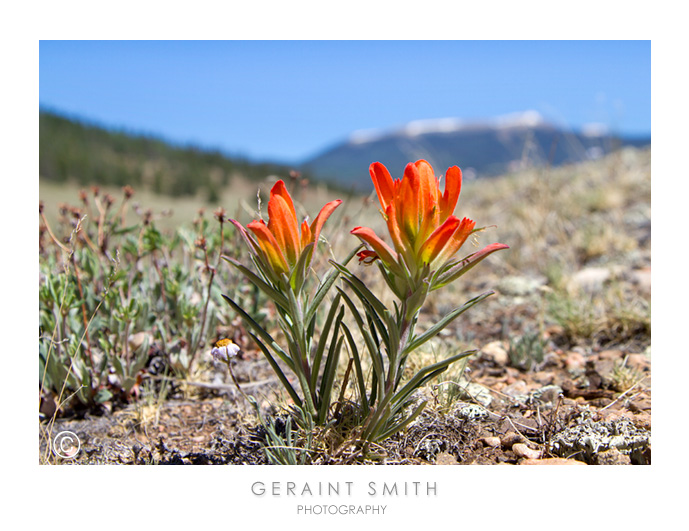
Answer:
xmin=39 ymin=110 xmax=305 ymax=202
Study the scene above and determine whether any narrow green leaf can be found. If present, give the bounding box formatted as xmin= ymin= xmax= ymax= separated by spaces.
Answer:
xmin=376 ymin=262 xmax=406 ymax=299
xmin=391 ymin=349 xmax=476 ymax=409
xmin=332 ymin=262 xmax=390 ymax=320
xmin=222 ymin=256 xmax=290 ymax=311
xmin=289 ymin=242 xmax=314 ymax=293
xmin=337 ymin=287 xmax=386 ymax=401
xmin=318 ymin=329 xmax=345 ymax=424
xmin=221 ymin=294 xmax=294 ymax=371
xmin=376 ymin=400 xmax=427 ymax=441
xmin=361 ymin=399 xmax=393 ymax=443
xmin=405 ymin=291 xmax=494 ymax=354
xmin=247 ymin=332 xmax=303 ymax=407
xmin=304 ymin=244 xmax=362 ymax=330
xmin=310 ymin=292 xmax=343 ymax=389
xmin=342 ymin=324 xmax=369 ymax=411
xmin=431 ymin=243 xmax=509 ymax=291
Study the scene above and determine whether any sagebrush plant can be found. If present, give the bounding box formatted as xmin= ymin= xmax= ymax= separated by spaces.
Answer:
xmin=223 ymin=160 xmax=507 ymax=449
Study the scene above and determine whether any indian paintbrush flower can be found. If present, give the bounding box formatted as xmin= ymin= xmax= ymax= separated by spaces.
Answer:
xmin=223 ymin=179 xmax=346 ymax=422
xmin=231 ymin=179 xmax=342 ymax=281
xmin=331 ymin=160 xmax=510 ymax=443
xmin=351 ymin=160 xmax=508 ymax=296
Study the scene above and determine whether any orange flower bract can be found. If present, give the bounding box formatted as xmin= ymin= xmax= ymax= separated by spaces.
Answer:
xmin=233 ymin=180 xmax=342 ymax=277
xmin=352 ymin=160 xmax=507 ymax=286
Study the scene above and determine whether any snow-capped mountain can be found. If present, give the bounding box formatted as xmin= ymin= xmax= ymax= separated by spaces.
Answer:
xmin=300 ymin=112 xmax=650 ymax=190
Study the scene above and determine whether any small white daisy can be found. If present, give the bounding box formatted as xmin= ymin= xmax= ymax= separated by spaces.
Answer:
xmin=211 ymin=339 xmax=240 ymax=362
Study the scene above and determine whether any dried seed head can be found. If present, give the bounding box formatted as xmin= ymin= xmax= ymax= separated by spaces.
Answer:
xmin=195 ymin=237 xmax=207 ymax=250
xmin=79 ymin=189 xmax=89 ymax=205
xmin=122 ymin=185 xmax=135 ymax=199
xmin=214 ymin=207 xmax=227 ymax=223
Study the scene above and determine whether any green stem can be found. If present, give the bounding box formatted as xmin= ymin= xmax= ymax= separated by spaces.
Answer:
xmin=284 ymin=285 xmax=318 ymax=417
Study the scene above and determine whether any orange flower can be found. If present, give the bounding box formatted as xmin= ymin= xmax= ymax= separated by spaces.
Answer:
xmin=352 ymin=160 xmax=507 ymax=284
xmin=232 ymin=180 xmax=341 ymax=276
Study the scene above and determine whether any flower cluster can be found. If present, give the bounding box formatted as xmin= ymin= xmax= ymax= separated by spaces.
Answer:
xmin=231 ymin=180 xmax=341 ymax=281
xmin=351 ymin=160 xmax=508 ymax=297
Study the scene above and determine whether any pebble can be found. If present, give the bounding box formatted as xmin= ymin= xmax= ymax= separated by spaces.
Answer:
xmin=456 ymin=404 xmax=490 ymax=421
xmin=500 ymin=432 xmax=526 ymax=449
xmin=520 ymin=458 xmax=587 ymax=465
xmin=458 ymin=382 xmax=493 ymax=407
xmin=567 ymin=267 xmax=611 ymax=293
xmin=533 ymin=371 xmax=556 ymax=386
xmin=626 ymin=353 xmax=651 ymax=371
xmin=435 ymin=452 xmax=459 ymax=465
xmin=480 ymin=340 xmax=509 ymax=365
xmin=629 ymin=267 xmax=651 ymax=295
xmin=482 ymin=436 xmax=502 ymax=448
xmin=128 ymin=332 xmax=153 ymax=350
xmin=592 ymin=447 xmax=631 ymax=465
xmin=531 ymin=385 xmax=563 ymax=406
xmin=503 ymin=380 xmax=529 ymax=400
xmin=497 ymin=275 xmax=546 ymax=297
xmin=512 ymin=443 xmax=542 ymax=460
xmin=565 ymin=351 xmax=586 ymax=373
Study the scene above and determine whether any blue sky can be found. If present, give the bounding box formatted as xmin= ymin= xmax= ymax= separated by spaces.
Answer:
xmin=39 ymin=40 xmax=650 ymax=164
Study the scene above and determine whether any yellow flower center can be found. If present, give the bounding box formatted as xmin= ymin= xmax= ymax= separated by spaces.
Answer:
xmin=215 ymin=338 xmax=233 ymax=348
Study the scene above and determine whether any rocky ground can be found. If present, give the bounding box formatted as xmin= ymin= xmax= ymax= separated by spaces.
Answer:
xmin=39 ymin=148 xmax=651 ymax=465
xmin=39 ymin=286 xmax=651 ymax=466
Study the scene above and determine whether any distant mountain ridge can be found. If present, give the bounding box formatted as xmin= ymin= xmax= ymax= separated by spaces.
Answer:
xmin=300 ymin=111 xmax=651 ymax=190
xmin=39 ymin=110 xmax=309 ymax=202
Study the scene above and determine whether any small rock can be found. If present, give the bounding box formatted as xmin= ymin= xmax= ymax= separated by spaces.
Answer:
xmin=498 ymin=275 xmax=546 ymax=297
xmin=503 ymin=380 xmax=529 ymax=401
xmin=457 ymin=381 xmax=493 ymax=407
xmin=628 ymin=397 xmax=651 ymax=413
xmin=128 ymin=332 xmax=153 ymax=351
xmin=568 ymin=267 xmax=611 ymax=293
xmin=565 ymin=350 xmax=586 ymax=372
xmin=480 ymin=340 xmax=509 ymax=365
xmin=593 ymin=447 xmax=631 ymax=465
xmin=598 ymin=349 xmax=624 ymax=361
xmin=513 ymin=443 xmax=542 ymax=460
xmin=520 ymin=458 xmax=587 ymax=466
xmin=632 ymin=412 xmax=652 ymax=431
xmin=456 ymin=403 xmax=490 ymax=421
xmin=435 ymin=452 xmax=459 ymax=465
xmin=482 ymin=436 xmax=502 ymax=448
xmin=628 ymin=267 xmax=651 ymax=295
xmin=626 ymin=353 xmax=651 ymax=372
xmin=533 ymin=371 xmax=556 ymax=386
xmin=531 ymin=385 xmax=563 ymax=406
xmin=501 ymin=432 xmax=526 ymax=449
